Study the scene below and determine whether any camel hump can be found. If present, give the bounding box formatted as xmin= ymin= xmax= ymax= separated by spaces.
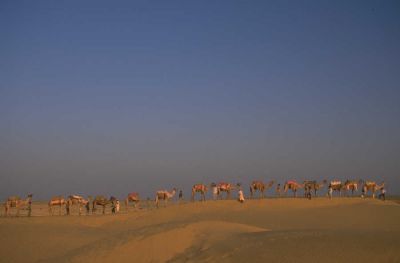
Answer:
xmin=70 ymin=195 xmax=83 ymax=200
xmin=193 ymin=184 xmax=206 ymax=190
xmin=330 ymin=181 xmax=341 ymax=186
xmin=7 ymin=196 xmax=21 ymax=202
xmin=95 ymin=195 xmax=108 ymax=201
xmin=304 ymin=180 xmax=316 ymax=184
xmin=286 ymin=180 xmax=297 ymax=185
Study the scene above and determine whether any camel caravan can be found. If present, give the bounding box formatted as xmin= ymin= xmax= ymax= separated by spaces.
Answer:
xmin=2 ymin=179 xmax=387 ymax=217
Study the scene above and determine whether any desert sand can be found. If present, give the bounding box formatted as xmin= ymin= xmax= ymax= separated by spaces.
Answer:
xmin=0 ymin=197 xmax=399 ymax=263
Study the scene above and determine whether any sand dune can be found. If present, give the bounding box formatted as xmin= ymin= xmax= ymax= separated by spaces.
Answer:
xmin=0 ymin=198 xmax=399 ymax=263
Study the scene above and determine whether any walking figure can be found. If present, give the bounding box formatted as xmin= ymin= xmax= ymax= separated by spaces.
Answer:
xmin=378 ymin=187 xmax=386 ymax=201
xmin=178 ymin=190 xmax=183 ymax=203
xmin=276 ymin=184 xmax=281 ymax=197
xmin=238 ymin=189 xmax=245 ymax=203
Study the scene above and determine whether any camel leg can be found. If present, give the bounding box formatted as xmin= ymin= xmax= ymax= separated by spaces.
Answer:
xmin=102 ymin=205 xmax=105 ymax=214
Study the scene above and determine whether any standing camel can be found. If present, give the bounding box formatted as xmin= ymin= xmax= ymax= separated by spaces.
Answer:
xmin=67 ymin=195 xmax=90 ymax=215
xmin=48 ymin=196 xmax=67 ymax=215
xmin=4 ymin=194 xmax=33 ymax=217
xmin=155 ymin=188 xmax=176 ymax=208
xmin=344 ymin=180 xmax=360 ymax=196
xmin=125 ymin=192 xmax=140 ymax=210
xmin=329 ymin=181 xmax=344 ymax=197
xmin=92 ymin=196 xmax=115 ymax=214
xmin=303 ymin=180 xmax=327 ymax=197
xmin=283 ymin=181 xmax=304 ymax=197
xmin=249 ymin=180 xmax=274 ymax=199
xmin=191 ymin=184 xmax=207 ymax=202
xmin=362 ymin=181 xmax=385 ymax=198
xmin=216 ymin=182 xmax=236 ymax=200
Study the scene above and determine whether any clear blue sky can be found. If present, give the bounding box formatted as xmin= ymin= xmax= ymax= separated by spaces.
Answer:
xmin=1 ymin=0 xmax=399 ymax=199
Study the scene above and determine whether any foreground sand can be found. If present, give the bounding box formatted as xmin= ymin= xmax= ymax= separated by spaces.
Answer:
xmin=0 ymin=198 xmax=399 ymax=263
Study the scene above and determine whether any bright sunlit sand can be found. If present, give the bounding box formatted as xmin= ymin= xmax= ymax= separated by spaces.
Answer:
xmin=1 ymin=198 xmax=399 ymax=263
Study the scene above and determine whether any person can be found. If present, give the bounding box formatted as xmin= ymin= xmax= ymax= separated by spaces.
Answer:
xmin=66 ymin=200 xmax=71 ymax=215
xmin=212 ymin=183 xmax=218 ymax=200
xmin=379 ymin=187 xmax=386 ymax=201
xmin=115 ymin=200 xmax=120 ymax=212
xmin=85 ymin=200 xmax=90 ymax=214
xmin=238 ymin=188 xmax=245 ymax=203
xmin=276 ymin=184 xmax=281 ymax=197
xmin=111 ymin=199 xmax=119 ymax=214
xmin=328 ymin=185 xmax=333 ymax=200
xmin=178 ymin=190 xmax=183 ymax=200
xmin=361 ymin=186 xmax=366 ymax=198
xmin=305 ymin=186 xmax=312 ymax=200
xmin=28 ymin=197 xmax=32 ymax=217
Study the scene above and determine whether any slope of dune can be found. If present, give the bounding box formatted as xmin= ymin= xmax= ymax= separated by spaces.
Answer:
xmin=0 ymin=198 xmax=399 ymax=263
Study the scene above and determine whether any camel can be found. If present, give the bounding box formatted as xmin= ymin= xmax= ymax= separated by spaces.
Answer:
xmin=303 ymin=180 xmax=327 ymax=197
xmin=329 ymin=181 xmax=344 ymax=197
xmin=249 ymin=180 xmax=274 ymax=199
xmin=92 ymin=195 xmax=115 ymax=214
xmin=216 ymin=182 xmax=236 ymax=200
xmin=283 ymin=181 xmax=304 ymax=197
xmin=48 ymin=196 xmax=67 ymax=215
xmin=67 ymin=195 xmax=90 ymax=215
xmin=125 ymin=192 xmax=140 ymax=210
xmin=344 ymin=180 xmax=361 ymax=196
xmin=362 ymin=181 xmax=385 ymax=198
xmin=4 ymin=194 xmax=33 ymax=217
xmin=155 ymin=188 xmax=176 ymax=208
xmin=191 ymin=184 xmax=208 ymax=202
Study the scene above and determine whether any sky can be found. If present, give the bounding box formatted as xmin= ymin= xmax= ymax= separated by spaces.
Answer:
xmin=1 ymin=0 xmax=399 ymax=200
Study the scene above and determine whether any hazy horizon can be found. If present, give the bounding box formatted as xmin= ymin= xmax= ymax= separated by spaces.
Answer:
xmin=1 ymin=1 xmax=399 ymax=200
